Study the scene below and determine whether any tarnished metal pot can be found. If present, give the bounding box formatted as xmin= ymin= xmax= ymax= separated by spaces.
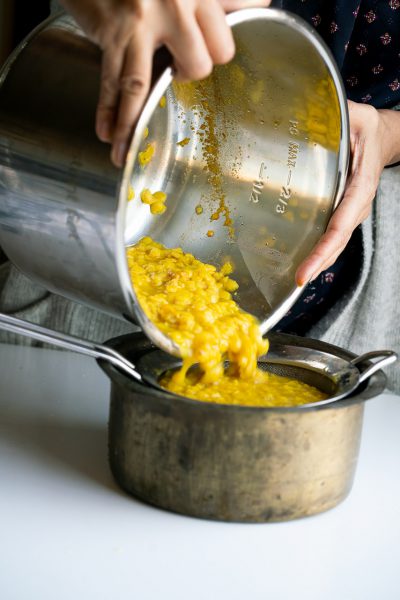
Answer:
xmin=0 ymin=9 xmax=349 ymax=354
xmin=102 ymin=332 xmax=386 ymax=523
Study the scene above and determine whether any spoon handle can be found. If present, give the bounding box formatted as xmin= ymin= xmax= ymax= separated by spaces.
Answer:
xmin=0 ymin=312 xmax=143 ymax=384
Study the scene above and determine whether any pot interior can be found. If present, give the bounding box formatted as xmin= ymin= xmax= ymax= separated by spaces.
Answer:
xmin=121 ymin=9 xmax=349 ymax=341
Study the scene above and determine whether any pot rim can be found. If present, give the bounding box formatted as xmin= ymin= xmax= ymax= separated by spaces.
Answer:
xmin=100 ymin=332 xmax=387 ymax=414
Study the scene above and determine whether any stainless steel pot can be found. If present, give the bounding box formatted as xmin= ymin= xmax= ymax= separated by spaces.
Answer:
xmin=0 ymin=9 xmax=349 ymax=355
xmin=102 ymin=332 xmax=390 ymax=523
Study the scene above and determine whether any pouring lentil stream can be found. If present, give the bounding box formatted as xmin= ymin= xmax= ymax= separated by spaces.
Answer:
xmin=127 ymin=236 xmax=326 ymax=406
xmin=124 ymin=78 xmax=328 ymax=406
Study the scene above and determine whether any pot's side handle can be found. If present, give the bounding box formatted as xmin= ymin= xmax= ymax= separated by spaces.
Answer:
xmin=351 ymin=350 xmax=398 ymax=384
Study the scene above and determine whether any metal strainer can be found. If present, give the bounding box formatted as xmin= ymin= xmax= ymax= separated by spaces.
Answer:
xmin=0 ymin=312 xmax=395 ymax=407
xmin=136 ymin=345 xmax=396 ymax=408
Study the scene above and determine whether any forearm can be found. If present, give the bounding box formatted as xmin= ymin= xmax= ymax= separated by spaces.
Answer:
xmin=378 ymin=108 xmax=400 ymax=166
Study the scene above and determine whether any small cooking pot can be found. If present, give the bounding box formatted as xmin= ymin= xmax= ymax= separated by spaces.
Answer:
xmin=0 ymin=313 xmax=396 ymax=522
xmin=103 ymin=332 xmax=394 ymax=523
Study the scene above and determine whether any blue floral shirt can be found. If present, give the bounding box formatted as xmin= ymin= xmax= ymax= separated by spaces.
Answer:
xmin=278 ymin=0 xmax=400 ymax=108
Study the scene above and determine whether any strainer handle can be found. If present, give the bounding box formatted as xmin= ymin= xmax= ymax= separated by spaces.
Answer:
xmin=351 ymin=350 xmax=398 ymax=384
xmin=0 ymin=312 xmax=143 ymax=384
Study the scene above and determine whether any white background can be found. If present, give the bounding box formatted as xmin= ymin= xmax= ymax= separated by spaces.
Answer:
xmin=0 ymin=344 xmax=399 ymax=600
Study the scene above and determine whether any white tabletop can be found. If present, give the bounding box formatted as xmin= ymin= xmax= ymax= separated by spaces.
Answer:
xmin=0 ymin=343 xmax=399 ymax=600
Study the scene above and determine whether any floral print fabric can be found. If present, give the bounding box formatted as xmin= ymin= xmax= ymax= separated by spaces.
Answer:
xmin=271 ymin=1 xmax=399 ymax=334
xmin=279 ymin=0 xmax=400 ymax=108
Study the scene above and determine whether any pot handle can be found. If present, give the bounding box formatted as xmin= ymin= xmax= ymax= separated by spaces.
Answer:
xmin=351 ymin=350 xmax=398 ymax=384
xmin=0 ymin=312 xmax=143 ymax=384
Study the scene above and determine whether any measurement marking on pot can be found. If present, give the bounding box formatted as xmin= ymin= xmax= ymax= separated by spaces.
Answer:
xmin=276 ymin=185 xmax=291 ymax=214
xmin=277 ymin=121 xmax=300 ymax=214
xmin=287 ymin=141 xmax=299 ymax=169
xmin=249 ymin=162 xmax=267 ymax=204
xmin=289 ymin=119 xmax=299 ymax=137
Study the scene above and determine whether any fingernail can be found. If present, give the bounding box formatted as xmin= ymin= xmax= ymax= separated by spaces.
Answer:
xmin=297 ymin=272 xmax=315 ymax=287
xmin=112 ymin=142 xmax=128 ymax=167
xmin=296 ymin=272 xmax=311 ymax=286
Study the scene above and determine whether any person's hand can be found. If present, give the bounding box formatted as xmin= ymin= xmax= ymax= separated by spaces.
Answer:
xmin=296 ymin=100 xmax=400 ymax=286
xmin=59 ymin=0 xmax=271 ymax=167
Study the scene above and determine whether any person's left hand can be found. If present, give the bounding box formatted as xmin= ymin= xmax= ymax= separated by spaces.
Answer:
xmin=60 ymin=0 xmax=270 ymax=167
xmin=295 ymin=100 xmax=400 ymax=286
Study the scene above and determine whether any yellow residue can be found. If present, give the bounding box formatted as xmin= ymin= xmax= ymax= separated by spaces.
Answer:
xmin=294 ymin=75 xmax=340 ymax=151
xmin=143 ymin=127 xmax=149 ymax=139
xmin=127 ymin=186 xmax=135 ymax=201
xmin=172 ymin=80 xmax=235 ymax=239
xmin=283 ymin=210 xmax=294 ymax=223
xmin=127 ymin=237 xmax=327 ymax=407
xmin=207 ymin=230 xmax=214 ymax=237
xmin=198 ymin=90 xmax=234 ymax=238
xmin=177 ymin=137 xmax=190 ymax=147
xmin=161 ymin=368 xmax=326 ymax=407
xmin=195 ymin=205 xmax=203 ymax=215
xmin=249 ymin=79 xmax=265 ymax=105
xmin=138 ymin=142 xmax=155 ymax=167
xmin=159 ymin=95 xmax=166 ymax=108
xmin=230 ymin=63 xmax=246 ymax=88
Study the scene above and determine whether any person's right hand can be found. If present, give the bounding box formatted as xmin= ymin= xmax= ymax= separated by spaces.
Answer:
xmin=59 ymin=0 xmax=271 ymax=167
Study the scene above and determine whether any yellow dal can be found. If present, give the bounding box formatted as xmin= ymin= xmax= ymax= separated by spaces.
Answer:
xmin=160 ymin=368 xmax=325 ymax=407
xmin=126 ymin=237 xmax=327 ymax=407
